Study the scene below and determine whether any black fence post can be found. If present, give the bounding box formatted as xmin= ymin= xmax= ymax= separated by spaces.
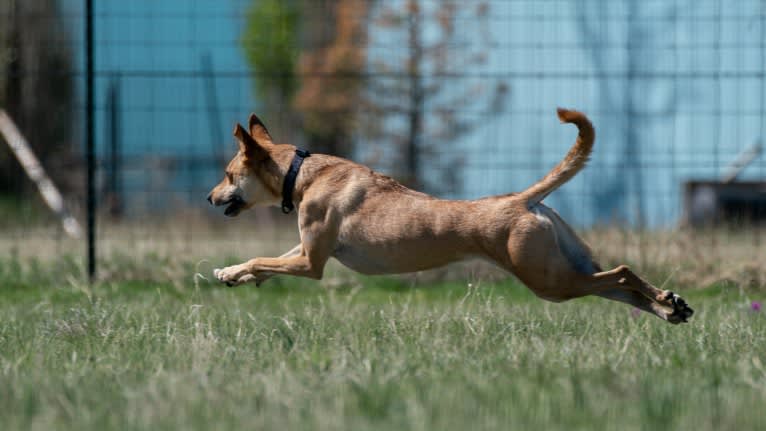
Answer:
xmin=107 ymin=75 xmax=122 ymax=218
xmin=85 ymin=0 xmax=96 ymax=281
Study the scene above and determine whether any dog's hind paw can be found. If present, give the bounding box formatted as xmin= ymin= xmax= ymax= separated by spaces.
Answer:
xmin=665 ymin=292 xmax=694 ymax=324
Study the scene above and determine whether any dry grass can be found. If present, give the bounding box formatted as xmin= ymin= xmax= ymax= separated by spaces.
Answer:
xmin=582 ymin=226 xmax=766 ymax=290
xmin=2 ymin=214 xmax=763 ymax=290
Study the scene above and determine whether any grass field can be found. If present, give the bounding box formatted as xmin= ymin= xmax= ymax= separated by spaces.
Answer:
xmin=0 ymin=256 xmax=764 ymax=430
xmin=1 ymin=222 xmax=765 ymax=430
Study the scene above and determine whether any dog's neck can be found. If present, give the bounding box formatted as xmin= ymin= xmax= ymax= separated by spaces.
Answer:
xmin=257 ymin=145 xmax=315 ymax=211
xmin=280 ymin=149 xmax=310 ymax=213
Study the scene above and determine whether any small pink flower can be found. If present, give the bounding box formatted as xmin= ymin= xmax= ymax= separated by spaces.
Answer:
xmin=752 ymin=301 xmax=762 ymax=312
xmin=631 ymin=307 xmax=641 ymax=318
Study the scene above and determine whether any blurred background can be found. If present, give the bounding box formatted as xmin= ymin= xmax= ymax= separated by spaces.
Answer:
xmin=0 ymin=0 xmax=764 ymax=283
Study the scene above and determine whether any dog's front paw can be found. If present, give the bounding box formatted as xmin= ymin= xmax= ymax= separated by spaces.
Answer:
xmin=213 ymin=265 xmax=253 ymax=287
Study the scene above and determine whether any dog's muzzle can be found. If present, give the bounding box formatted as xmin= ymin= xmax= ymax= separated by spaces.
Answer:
xmin=208 ymin=193 xmax=246 ymax=217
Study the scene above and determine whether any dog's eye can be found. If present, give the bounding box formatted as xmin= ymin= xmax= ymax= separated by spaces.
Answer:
xmin=226 ymin=172 xmax=234 ymax=182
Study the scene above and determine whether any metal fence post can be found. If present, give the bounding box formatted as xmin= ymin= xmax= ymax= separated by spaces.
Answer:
xmin=85 ymin=0 xmax=96 ymax=281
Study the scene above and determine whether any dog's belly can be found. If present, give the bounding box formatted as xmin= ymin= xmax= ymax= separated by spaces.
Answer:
xmin=332 ymin=240 xmax=468 ymax=275
xmin=331 ymin=197 xmax=486 ymax=274
xmin=332 ymin=243 xmax=399 ymax=274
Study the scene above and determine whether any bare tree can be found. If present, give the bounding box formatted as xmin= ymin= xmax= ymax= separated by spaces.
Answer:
xmin=242 ymin=0 xmax=369 ymax=156
xmin=241 ymin=0 xmax=506 ymax=185
xmin=293 ymin=0 xmax=371 ymax=156
xmin=241 ymin=0 xmax=301 ymax=142
xmin=361 ymin=0 xmax=507 ymax=192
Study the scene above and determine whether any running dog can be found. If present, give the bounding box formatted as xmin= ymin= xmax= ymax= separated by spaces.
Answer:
xmin=207 ymin=109 xmax=693 ymax=324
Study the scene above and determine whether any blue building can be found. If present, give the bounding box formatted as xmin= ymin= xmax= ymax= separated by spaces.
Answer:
xmin=61 ymin=0 xmax=765 ymax=226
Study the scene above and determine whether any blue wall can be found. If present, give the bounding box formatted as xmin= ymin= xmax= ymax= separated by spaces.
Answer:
xmin=59 ymin=0 xmax=766 ymax=225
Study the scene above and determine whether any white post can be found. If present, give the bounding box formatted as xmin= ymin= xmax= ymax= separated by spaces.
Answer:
xmin=0 ymin=109 xmax=83 ymax=238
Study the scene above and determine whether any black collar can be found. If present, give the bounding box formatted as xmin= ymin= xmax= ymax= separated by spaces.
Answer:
xmin=281 ymin=148 xmax=311 ymax=214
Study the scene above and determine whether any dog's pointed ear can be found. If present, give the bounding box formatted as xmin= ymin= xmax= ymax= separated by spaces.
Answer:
xmin=233 ymin=123 xmax=269 ymax=161
xmin=248 ymin=113 xmax=274 ymax=146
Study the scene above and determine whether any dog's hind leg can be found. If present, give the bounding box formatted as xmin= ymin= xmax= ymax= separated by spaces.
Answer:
xmin=570 ymin=265 xmax=694 ymax=324
xmin=595 ymin=289 xmax=668 ymax=319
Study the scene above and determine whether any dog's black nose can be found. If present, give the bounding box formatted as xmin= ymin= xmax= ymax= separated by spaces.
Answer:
xmin=207 ymin=193 xmax=213 ymax=205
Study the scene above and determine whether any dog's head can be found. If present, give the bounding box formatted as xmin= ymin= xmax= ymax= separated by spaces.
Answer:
xmin=207 ymin=114 xmax=281 ymax=217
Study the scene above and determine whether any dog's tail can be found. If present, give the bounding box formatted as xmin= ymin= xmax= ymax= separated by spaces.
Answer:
xmin=518 ymin=108 xmax=595 ymax=207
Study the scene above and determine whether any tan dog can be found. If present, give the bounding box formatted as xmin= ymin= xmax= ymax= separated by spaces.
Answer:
xmin=208 ymin=109 xmax=693 ymax=324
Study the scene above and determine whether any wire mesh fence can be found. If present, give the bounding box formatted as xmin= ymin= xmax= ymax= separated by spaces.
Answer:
xmin=0 ymin=0 xmax=764 ymax=278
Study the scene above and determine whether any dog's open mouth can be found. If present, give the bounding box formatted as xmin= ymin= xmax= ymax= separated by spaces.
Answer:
xmin=221 ymin=196 xmax=246 ymax=217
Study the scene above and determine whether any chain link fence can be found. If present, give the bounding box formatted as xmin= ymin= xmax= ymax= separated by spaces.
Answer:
xmin=1 ymin=0 xmax=764 ymax=280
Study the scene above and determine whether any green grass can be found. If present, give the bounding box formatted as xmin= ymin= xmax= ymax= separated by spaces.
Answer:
xmin=1 ymin=258 xmax=765 ymax=431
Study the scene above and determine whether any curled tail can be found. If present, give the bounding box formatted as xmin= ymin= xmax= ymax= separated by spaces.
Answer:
xmin=519 ymin=108 xmax=595 ymax=207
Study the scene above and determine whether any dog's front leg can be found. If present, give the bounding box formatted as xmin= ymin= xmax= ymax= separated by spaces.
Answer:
xmin=213 ymin=244 xmax=304 ymax=287
xmin=214 ymin=209 xmax=338 ymax=286
xmin=213 ymin=250 xmax=314 ymax=286
xmin=213 ymin=264 xmax=257 ymax=287
xmin=214 ymin=250 xmax=326 ymax=286
xmin=252 ymin=244 xmax=302 ymax=286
